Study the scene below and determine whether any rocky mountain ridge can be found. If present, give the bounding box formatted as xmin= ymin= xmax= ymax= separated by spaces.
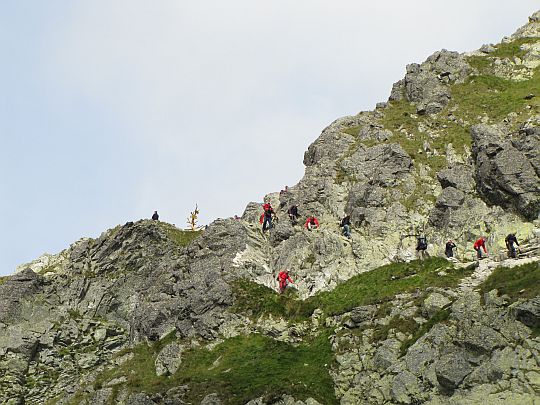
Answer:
xmin=2 ymin=10 xmax=540 ymax=405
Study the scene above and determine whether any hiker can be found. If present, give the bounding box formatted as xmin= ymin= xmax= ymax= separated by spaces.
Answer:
xmin=340 ymin=215 xmax=351 ymax=238
xmin=505 ymin=233 xmax=520 ymax=258
xmin=152 ymin=211 xmax=159 ymax=221
xmin=288 ymin=205 xmax=300 ymax=225
xmin=260 ymin=203 xmax=274 ymax=233
xmin=305 ymin=216 xmax=320 ymax=230
xmin=277 ymin=269 xmax=294 ymax=294
xmin=445 ymin=240 xmax=457 ymax=258
xmin=473 ymin=236 xmax=488 ymax=259
xmin=416 ymin=235 xmax=429 ymax=259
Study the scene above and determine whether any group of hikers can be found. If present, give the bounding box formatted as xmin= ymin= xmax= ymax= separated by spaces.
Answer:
xmin=416 ymin=233 xmax=521 ymax=261
xmin=259 ymin=202 xmax=351 ymax=238
xmin=276 ymin=233 xmax=522 ymax=294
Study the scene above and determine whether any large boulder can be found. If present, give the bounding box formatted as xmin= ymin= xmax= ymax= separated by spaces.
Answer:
xmin=391 ymin=50 xmax=471 ymax=114
xmin=471 ymin=124 xmax=540 ymax=220
xmin=514 ymin=297 xmax=540 ymax=328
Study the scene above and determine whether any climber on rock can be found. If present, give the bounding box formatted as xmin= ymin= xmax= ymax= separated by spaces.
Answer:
xmin=305 ymin=216 xmax=320 ymax=231
xmin=473 ymin=236 xmax=488 ymax=259
xmin=416 ymin=235 xmax=429 ymax=259
xmin=445 ymin=240 xmax=456 ymax=258
xmin=277 ymin=269 xmax=294 ymax=294
xmin=288 ymin=205 xmax=300 ymax=225
xmin=340 ymin=215 xmax=351 ymax=239
xmin=152 ymin=211 xmax=159 ymax=221
xmin=260 ymin=203 xmax=275 ymax=233
xmin=505 ymin=233 xmax=520 ymax=258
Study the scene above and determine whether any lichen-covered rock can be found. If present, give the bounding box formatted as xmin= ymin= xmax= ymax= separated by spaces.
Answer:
xmin=155 ymin=343 xmax=184 ymax=376
xmin=471 ymin=124 xmax=540 ymax=220
xmin=398 ymin=50 xmax=471 ymax=114
xmin=513 ymin=297 xmax=540 ymax=328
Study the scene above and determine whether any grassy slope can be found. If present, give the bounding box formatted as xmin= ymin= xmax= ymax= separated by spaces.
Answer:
xmin=234 ymin=257 xmax=473 ymax=320
xmin=480 ymin=261 xmax=540 ymax=300
xmin=71 ymin=331 xmax=336 ymax=405
xmin=158 ymin=222 xmax=203 ymax=247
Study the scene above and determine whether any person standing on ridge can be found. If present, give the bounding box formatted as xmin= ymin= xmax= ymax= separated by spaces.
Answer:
xmin=505 ymin=233 xmax=520 ymax=258
xmin=341 ymin=215 xmax=351 ymax=239
xmin=473 ymin=236 xmax=488 ymax=259
xmin=260 ymin=203 xmax=274 ymax=233
xmin=152 ymin=211 xmax=159 ymax=221
xmin=445 ymin=240 xmax=456 ymax=258
xmin=277 ymin=269 xmax=294 ymax=294
xmin=305 ymin=216 xmax=320 ymax=230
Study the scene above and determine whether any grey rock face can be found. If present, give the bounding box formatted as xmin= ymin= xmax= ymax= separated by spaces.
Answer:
xmin=242 ymin=202 xmax=262 ymax=223
xmin=395 ymin=50 xmax=471 ymax=114
xmin=126 ymin=393 xmax=157 ymax=405
xmin=155 ymin=343 xmax=183 ymax=376
xmin=471 ymin=124 xmax=540 ymax=220
xmin=429 ymin=187 xmax=465 ymax=228
xmin=344 ymin=143 xmax=413 ymax=227
xmin=435 ymin=350 xmax=473 ymax=391
xmin=200 ymin=393 xmax=222 ymax=405
xmin=437 ymin=165 xmax=475 ymax=193
xmin=0 ymin=269 xmax=44 ymax=322
xmin=513 ymin=126 xmax=540 ymax=177
xmin=349 ymin=305 xmax=377 ymax=324
xmin=514 ymin=297 xmax=540 ymax=328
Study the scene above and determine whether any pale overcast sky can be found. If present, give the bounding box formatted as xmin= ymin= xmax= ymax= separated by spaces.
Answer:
xmin=1 ymin=1 xmax=538 ymax=275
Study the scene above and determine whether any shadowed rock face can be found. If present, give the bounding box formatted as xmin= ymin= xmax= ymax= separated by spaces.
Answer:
xmin=471 ymin=124 xmax=540 ymax=220
xmin=0 ymin=268 xmax=44 ymax=323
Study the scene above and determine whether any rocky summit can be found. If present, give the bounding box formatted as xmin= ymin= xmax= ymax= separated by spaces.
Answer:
xmin=3 ymin=11 xmax=540 ymax=405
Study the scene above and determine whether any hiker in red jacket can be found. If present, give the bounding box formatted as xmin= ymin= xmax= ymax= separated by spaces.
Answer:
xmin=473 ymin=236 xmax=488 ymax=259
xmin=259 ymin=203 xmax=274 ymax=233
xmin=304 ymin=216 xmax=320 ymax=230
xmin=277 ymin=269 xmax=294 ymax=293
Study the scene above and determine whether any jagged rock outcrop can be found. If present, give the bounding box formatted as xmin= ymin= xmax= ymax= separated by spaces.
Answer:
xmin=471 ymin=124 xmax=540 ymax=220
xmin=390 ymin=50 xmax=471 ymax=114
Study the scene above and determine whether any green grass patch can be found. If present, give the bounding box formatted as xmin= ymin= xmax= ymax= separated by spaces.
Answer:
xmin=380 ymin=99 xmax=468 ymax=173
xmin=450 ymin=69 xmax=540 ymax=123
xmin=341 ymin=125 xmax=361 ymax=136
xmin=490 ymin=37 xmax=540 ymax=60
xmin=159 ymin=222 xmax=203 ymax=247
xmin=0 ymin=276 xmax=7 ymax=286
xmin=371 ymin=315 xmax=418 ymax=343
xmin=479 ymin=261 xmax=540 ymax=301
xmin=309 ymin=257 xmax=467 ymax=316
xmin=232 ymin=280 xmax=316 ymax=320
xmin=467 ymin=37 xmax=540 ymax=72
xmin=177 ymin=332 xmax=336 ymax=404
xmin=83 ymin=331 xmax=336 ymax=405
xmin=234 ymin=258 xmax=473 ymax=321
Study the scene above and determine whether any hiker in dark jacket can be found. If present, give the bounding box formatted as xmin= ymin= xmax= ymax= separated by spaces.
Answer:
xmin=152 ymin=211 xmax=159 ymax=221
xmin=416 ymin=235 xmax=429 ymax=259
xmin=340 ymin=215 xmax=351 ymax=238
xmin=505 ymin=233 xmax=520 ymax=258
xmin=445 ymin=240 xmax=456 ymax=258
xmin=288 ymin=205 xmax=300 ymax=225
